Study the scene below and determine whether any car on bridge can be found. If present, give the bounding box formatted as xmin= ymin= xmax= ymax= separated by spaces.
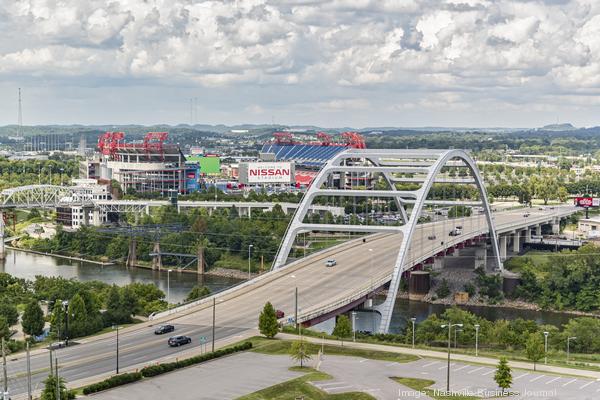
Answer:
xmin=325 ymin=259 xmax=337 ymax=267
xmin=154 ymin=324 xmax=175 ymax=335
xmin=449 ymin=228 xmax=462 ymax=236
xmin=168 ymin=335 xmax=192 ymax=347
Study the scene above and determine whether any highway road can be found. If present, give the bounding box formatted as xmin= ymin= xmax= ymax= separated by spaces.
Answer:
xmin=3 ymin=205 xmax=577 ymax=397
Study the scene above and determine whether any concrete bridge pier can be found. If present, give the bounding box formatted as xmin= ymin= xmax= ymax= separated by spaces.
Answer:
xmin=513 ymin=230 xmax=521 ymax=253
xmin=499 ymin=235 xmax=508 ymax=261
xmin=474 ymin=244 xmax=487 ymax=270
xmin=126 ymin=238 xmax=137 ymax=267
xmin=552 ymin=217 xmax=560 ymax=234
xmin=152 ymin=242 xmax=162 ymax=271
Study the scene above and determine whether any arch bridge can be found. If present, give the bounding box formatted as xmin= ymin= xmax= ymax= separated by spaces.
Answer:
xmin=272 ymin=149 xmax=501 ymax=333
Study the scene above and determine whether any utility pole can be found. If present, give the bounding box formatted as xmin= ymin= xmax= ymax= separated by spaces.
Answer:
xmin=211 ymin=297 xmax=216 ymax=352
xmin=26 ymin=342 xmax=32 ymax=400
xmin=55 ymin=358 xmax=60 ymax=400
xmin=295 ymin=287 xmax=299 ymax=334
xmin=2 ymin=339 xmax=7 ymax=396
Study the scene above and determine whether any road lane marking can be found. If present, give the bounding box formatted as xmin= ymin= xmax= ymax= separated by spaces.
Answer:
xmin=482 ymin=370 xmax=494 ymax=376
xmin=438 ymin=363 xmax=454 ymax=370
xmin=529 ymin=375 xmax=545 ymax=382
xmin=546 ymin=377 xmax=561 ymax=384
xmin=455 ymin=365 xmax=470 ymax=372
xmin=467 ymin=366 xmax=484 ymax=374
xmin=579 ymin=381 xmax=594 ymax=389
xmin=422 ymin=361 xmax=439 ymax=368
xmin=562 ymin=378 xmax=577 ymax=387
xmin=359 ymin=359 xmax=368 ymax=363
xmin=514 ymin=373 xmax=529 ymax=380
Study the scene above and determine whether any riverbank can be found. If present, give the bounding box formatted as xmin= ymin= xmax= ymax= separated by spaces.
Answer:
xmin=9 ymin=245 xmax=256 ymax=280
xmin=7 ymin=246 xmax=115 ymax=266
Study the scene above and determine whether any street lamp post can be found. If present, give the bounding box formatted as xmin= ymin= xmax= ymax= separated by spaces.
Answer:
xmin=248 ymin=244 xmax=254 ymax=280
xmin=441 ymin=323 xmax=463 ymax=392
xmin=351 ymin=311 xmax=357 ymax=342
xmin=62 ymin=300 xmax=69 ymax=346
xmin=474 ymin=324 xmax=480 ymax=357
xmin=410 ymin=317 xmax=416 ymax=349
xmin=567 ymin=336 xmax=577 ymax=364
xmin=167 ymin=269 xmax=173 ymax=304
xmin=454 ymin=328 xmax=462 ymax=349
xmin=543 ymin=331 xmax=549 ymax=365
xmin=112 ymin=325 xmax=120 ymax=374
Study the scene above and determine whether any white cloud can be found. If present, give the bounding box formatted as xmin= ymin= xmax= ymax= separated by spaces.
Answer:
xmin=2 ymin=0 xmax=600 ymax=126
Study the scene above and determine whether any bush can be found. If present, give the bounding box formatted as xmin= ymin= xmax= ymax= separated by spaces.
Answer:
xmin=141 ymin=342 xmax=252 ymax=378
xmin=463 ymin=283 xmax=476 ymax=298
xmin=82 ymin=372 xmax=143 ymax=395
xmin=436 ymin=279 xmax=451 ymax=298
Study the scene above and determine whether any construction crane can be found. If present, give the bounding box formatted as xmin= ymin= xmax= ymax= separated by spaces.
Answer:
xmin=143 ymin=132 xmax=169 ymax=160
xmin=273 ymin=132 xmax=296 ymax=145
xmin=316 ymin=132 xmax=333 ymax=146
xmin=341 ymin=132 xmax=366 ymax=149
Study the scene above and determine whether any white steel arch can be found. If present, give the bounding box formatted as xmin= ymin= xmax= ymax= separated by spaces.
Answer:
xmin=272 ymin=148 xmax=501 ymax=334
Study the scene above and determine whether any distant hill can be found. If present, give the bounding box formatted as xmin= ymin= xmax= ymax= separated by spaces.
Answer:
xmin=539 ymin=123 xmax=577 ymax=131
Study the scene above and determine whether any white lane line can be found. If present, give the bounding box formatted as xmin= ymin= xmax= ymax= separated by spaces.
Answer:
xmin=468 ymin=366 xmax=485 ymax=374
xmin=326 ymin=385 xmax=356 ymax=392
xmin=386 ymin=362 xmax=397 ymax=367
xmin=562 ymin=379 xmax=577 ymax=387
xmin=546 ymin=377 xmax=561 ymax=384
xmin=422 ymin=361 xmax=439 ymax=368
xmin=514 ymin=373 xmax=529 ymax=380
xmin=316 ymin=382 xmax=348 ymax=388
xmin=529 ymin=375 xmax=545 ymax=382
xmin=454 ymin=365 xmax=470 ymax=372
xmin=359 ymin=359 xmax=368 ymax=363
xmin=579 ymin=381 xmax=594 ymax=389
xmin=438 ymin=363 xmax=454 ymax=370
xmin=482 ymin=369 xmax=494 ymax=376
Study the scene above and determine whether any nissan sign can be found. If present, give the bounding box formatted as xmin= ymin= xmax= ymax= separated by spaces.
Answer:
xmin=575 ymin=197 xmax=599 ymax=207
xmin=239 ymin=162 xmax=295 ymax=184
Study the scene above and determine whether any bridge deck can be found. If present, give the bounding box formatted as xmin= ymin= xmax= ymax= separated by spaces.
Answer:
xmin=154 ymin=206 xmax=577 ymax=332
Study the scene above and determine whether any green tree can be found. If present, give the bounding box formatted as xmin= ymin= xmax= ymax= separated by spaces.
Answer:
xmin=290 ymin=339 xmax=312 ymax=368
xmin=50 ymin=299 xmax=66 ymax=339
xmin=332 ymin=315 xmax=352 ymax=346
xmin=258 ymin=302 xmax=279 ymax=338
xmin=0 ymin=303 xmax=19 ymax=326
xmin=494 ymin=357 xmax=512 ymax=393
xmin=525 ymin=333 xmax=545 ymax=371
xmin=0 ymin=316 xmax=9 ymax=340
xmin=185 ymin=285 xmax=211 ymax=302
xmin=40 ymin=374 xmax=69 ymax=400
xmin=22 ymin=300 xmax=45 ymax=337
xmin=67 ymin=293 xmax=89 ymax=338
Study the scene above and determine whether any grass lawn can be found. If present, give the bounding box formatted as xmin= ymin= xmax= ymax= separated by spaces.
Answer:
xmin=237 ymin=367 xmax=375 ymax=400
xmin=249 ymin=336 xmax=418 ymax=363
xmin=392 ymin=377 xmax=479 ymax=400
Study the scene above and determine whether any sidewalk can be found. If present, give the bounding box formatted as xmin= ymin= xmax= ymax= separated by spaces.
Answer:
xmin=279 ymin=333 xmax=600 ymax=380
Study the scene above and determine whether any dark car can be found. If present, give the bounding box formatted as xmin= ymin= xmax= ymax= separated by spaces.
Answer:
xmin=168 ymin=335 xmax=191 ymax=347
xmin=154 ymin=324 xmax=175 ymax=335
xmin=276 ymin=309 xmax=285 ymax=319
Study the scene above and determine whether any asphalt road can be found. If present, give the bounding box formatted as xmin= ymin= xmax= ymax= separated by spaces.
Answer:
xmin=4 ymin=206 xmax=576 ymax=397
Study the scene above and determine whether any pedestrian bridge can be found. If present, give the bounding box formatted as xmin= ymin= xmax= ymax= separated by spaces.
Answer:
xmin=152 ymin=149 xmax=579 ymax=334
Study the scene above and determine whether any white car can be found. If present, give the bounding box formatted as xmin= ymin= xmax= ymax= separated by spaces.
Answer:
xmin=325 ymin=259 xmax=337 ymax=267
xmin=449 ymin=228 xmax=463 ymax=236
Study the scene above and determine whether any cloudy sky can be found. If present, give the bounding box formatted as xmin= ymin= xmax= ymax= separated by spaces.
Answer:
xmin=2 ymin=0 xmax=600 ymax=128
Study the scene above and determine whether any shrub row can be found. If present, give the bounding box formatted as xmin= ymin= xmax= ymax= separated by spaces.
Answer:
xmin=140 ymin=341 xmax=253 ymax=377
xmin=82 ymin=372 xmax=143 ymax=395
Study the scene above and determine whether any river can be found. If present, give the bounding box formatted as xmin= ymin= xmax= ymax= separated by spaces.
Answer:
xmin=1 ymin=249 xmax=578 ymax=331
xmin=0 ymin=249 xmax=241 ymax=303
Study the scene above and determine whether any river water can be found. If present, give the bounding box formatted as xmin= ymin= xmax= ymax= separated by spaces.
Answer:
xmin=0 ymin=249 xmax=241 ymax=303
xmin=1 ymin=249 xmax=577 ymax=331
